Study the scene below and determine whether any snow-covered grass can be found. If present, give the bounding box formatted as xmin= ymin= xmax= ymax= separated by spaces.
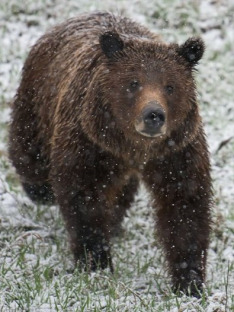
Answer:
xmin=0 ymin=0 xmax=233 ymax=311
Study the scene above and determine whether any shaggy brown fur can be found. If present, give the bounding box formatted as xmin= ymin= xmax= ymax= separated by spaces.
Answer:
xmin=9 ymin=12 xmax=212 ymax=296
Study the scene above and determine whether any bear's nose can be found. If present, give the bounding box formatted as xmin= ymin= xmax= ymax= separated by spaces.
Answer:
xmin=135 ymin=102 xmax=167 ymax=137
xmin=141 ymin=103 xmax=166 ymax=136
xmin=143 ymin=107 xmax=165 ymax=129
xmin=135 ymin=101 xmax=167 ymax=138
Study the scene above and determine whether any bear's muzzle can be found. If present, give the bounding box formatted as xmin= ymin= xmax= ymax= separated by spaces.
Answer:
xmin=135 ymin=101 xmax=166 ymax=137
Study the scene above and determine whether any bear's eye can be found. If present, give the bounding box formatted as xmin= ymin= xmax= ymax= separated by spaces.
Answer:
xmin=165 ymin=85 xmax=174 ymax=95
xmin=129 ymin=80 xmax=140 ymax=92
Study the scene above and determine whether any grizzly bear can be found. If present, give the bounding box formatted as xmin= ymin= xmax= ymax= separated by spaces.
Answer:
xmin=9 ymin=12 xmax=212 ymax=297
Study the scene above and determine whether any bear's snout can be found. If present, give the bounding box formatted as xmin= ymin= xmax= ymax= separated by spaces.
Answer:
xmin=135 ymin=102 xmax=166 ymax=137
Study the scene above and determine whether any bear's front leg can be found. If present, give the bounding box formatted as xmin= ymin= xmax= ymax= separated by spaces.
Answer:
xmin=57 ymin=185 xmax=113 ymax=271
xmin=50 ymin=145 xmax=120 ymax=272
xmin=143 ymin=135 xmax=212 ymax=297
xmin=55 ymin=180 xmax=114 ymax=272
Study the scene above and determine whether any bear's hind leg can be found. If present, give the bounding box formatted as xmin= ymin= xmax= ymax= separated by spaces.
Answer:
xmin=22 ymin=182 xmax=55 ymax=204
xmin=9 ymin=98 xmax=53 ymax=204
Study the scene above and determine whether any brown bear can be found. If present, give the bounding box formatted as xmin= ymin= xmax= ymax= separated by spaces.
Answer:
xmin=8 ymin=12 xmax=212 ymax=297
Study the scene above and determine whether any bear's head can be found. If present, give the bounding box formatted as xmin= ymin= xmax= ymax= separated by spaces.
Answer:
xmin=81 ymin=31 xmax=205 ymax=157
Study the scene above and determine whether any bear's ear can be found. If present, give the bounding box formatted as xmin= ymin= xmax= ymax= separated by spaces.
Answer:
xmin=99 ymin=31 xmax=124 ymax=58
xmin=177 ymin=37 xmax=205 ymax=66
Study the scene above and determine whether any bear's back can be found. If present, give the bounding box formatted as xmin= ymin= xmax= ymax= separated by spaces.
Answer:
xmin=43 ymin=12 xmax=158 ymax=46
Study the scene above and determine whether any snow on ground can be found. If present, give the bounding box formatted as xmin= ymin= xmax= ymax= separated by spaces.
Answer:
xmin=0 ymin=0 xmax=233 ymax=311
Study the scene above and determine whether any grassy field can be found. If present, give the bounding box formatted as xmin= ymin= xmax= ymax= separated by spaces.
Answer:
xmin=0 ymin=0 xmax=234 ymax=311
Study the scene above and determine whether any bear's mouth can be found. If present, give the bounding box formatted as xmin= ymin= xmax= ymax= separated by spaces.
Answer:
xmin=135 ymin=125 xmax=167 ymax=138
